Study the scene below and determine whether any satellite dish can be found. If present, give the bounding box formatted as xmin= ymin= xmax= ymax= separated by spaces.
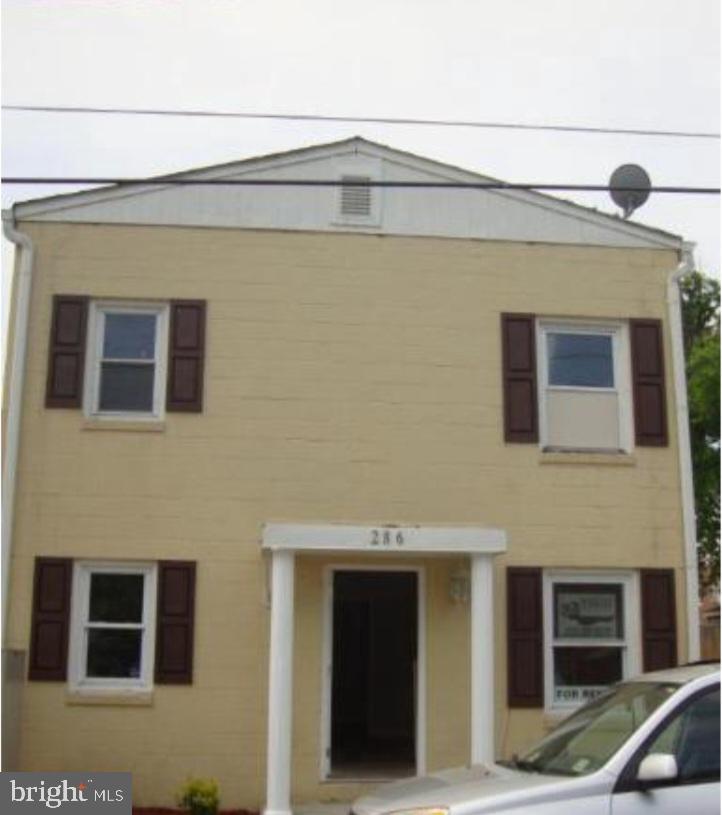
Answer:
xmin=609 ymin=164 xmax=651 ymax=219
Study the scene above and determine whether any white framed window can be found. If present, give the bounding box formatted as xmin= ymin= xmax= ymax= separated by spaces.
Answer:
xmin=537 ymin=320 xmax=633 ymax=452
xmin=543 ymin=571 xmax=640 ymax=711
xmin=84 ymin=301 xmax=169 ymax=419
xmin=68 ymin=562 xmax=157 ymax=692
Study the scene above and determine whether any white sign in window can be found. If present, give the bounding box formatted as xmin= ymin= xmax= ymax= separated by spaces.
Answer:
xmin=545 ymin=573 xmax=639 ymax=710
xmin=555 ymin=585 xmax=622 ymax=639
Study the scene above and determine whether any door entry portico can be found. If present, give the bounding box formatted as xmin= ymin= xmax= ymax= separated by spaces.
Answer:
xmin=261 ymin=523 xmax=507 ymax=815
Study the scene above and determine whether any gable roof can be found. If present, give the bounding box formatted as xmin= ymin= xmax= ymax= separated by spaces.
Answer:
xmin=9 ymin=136 xmax=683 ymax=251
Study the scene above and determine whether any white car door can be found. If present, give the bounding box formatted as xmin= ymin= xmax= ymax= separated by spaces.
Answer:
xmin=611 ymin=685 xmax=720 ymax=815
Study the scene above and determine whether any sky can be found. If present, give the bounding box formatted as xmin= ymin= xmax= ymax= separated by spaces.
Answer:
xmin=1 ymin=0 xmax=720 ymax=355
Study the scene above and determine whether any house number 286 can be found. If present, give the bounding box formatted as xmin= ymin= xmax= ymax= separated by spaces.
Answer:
xmin=370 ymin=528 xmax=405 ymax=547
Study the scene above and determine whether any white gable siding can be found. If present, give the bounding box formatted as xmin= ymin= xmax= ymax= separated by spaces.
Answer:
xmin=13 ymin=140 xmax=680 ymax=251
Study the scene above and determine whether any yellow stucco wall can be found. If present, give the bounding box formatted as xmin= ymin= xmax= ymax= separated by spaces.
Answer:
xmin=5 ymin=222 xmax=687 ymax=807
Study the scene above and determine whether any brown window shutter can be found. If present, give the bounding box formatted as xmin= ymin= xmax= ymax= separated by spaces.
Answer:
xmin=45 ymin=295 xmax=88 ymax=408
xmin=641 ymin=569 xmax=678 ymax=671
xmin=501 ymin=314 xmax=538 ymax=443
xmin=630 ymin=319 xmax=668 ymax=446
xmin=28 ymin=558 xmax=73 ymax=681
xmin=507 ymin=567 xmax=544 ymax=707
xmin=167 ymin=300 xmax=206 ymax=412
xmin=155 ymin=561 xmax=196 ymax=684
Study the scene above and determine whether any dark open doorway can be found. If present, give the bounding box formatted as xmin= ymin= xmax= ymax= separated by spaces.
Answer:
xmin=330 ymin=570 xmax=417 ymax=778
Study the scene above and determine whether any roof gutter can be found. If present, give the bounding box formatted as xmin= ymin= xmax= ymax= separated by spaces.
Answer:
xmin=1 ymin=208 xmax=35 ymax=646
xmin=667 ymin=242 xmax=700 ymax=661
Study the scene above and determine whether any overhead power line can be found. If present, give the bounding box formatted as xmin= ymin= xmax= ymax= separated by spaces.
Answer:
xmin=2 ymin=104 xmax=719 ymax=140
xmin=1 ymin=177 xmax=719 ymax=194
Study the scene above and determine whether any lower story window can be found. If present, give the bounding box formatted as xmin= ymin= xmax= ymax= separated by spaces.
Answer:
xmin=545 ymin=572 xmax=639 ymax=710
xmin=70 ymin=562 xmax=157 ymax=691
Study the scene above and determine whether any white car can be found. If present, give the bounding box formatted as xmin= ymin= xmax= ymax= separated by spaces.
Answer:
xmin=352 ymin=663 xmax=720 ymax=815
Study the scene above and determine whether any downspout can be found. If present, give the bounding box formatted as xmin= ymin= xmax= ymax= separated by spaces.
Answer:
xmin=667 ymin=241 xmax=700 ymax=662
xmin=1 ymin=208 xmax=35 ymax=646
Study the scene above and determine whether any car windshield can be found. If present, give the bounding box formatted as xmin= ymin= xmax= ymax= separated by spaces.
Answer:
xmin=511 ymin=682 xmax=679 ymax=777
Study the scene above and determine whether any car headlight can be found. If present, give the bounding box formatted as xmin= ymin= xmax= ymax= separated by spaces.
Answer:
xmin=386 ymin=809 xmax=449 ymax=815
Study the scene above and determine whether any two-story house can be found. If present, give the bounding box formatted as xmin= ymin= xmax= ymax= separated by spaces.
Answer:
xmin=1 ymin=137 xmax=699 ymax=813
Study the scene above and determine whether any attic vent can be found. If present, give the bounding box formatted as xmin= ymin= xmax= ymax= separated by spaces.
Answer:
xmin=340 ymin=175 xmax=372 ymax=217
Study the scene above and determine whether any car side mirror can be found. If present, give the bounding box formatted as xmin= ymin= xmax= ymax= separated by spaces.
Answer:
xmin=637 ymin=753 xmax=678 ymax=783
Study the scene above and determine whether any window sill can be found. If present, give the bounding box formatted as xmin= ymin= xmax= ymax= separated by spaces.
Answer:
xmin=539 ymin=450 xmax=636 ymax=467
xmin=82 ymin=418 xmax=166 ymax=433
xmin=65 ymin=690 xmax=154 ymax=706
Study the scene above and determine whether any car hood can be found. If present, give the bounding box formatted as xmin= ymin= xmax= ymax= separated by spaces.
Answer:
xmin=352 ymin=764 xmax=581 ymax=815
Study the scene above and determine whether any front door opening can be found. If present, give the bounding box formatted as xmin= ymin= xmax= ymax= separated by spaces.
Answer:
xmin=330 ymin=570 xmax=417 ymax=779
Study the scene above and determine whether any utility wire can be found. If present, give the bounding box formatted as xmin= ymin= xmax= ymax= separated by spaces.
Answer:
xmin=1 ymin=178 xmax=719 ymax=194
xmin=3 ymin=104 xmax=720 ymax=140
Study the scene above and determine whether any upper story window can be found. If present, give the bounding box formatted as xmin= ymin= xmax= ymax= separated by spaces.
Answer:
xmin=46 ymin=295 xmax=206 ymax=417
xmin=500 ymin=313 xmax=667 ymax=451
xmin=538 ymin=321 xmax=633 ymax=452
xmin=546 ymin=331 xmax=614 ymax=388
xmin=86 ymin=303 xmax=169 ymax=418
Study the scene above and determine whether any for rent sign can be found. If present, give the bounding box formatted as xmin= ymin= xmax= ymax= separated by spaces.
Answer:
xmin=554 ymin=685 xmax=608 ymax=705
xmin=1 ymin=773 xmax=131 ymax=814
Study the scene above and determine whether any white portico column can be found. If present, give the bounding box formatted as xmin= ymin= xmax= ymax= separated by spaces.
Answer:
xmin=261 ymin=523 xmax=506 ymax=785
xmin=264 ymin=550 xmax=295 ymax=815
xmin=470 ymin=554 xmax=495 ymax=764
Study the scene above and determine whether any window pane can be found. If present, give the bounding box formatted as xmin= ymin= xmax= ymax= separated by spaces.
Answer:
xmin=554 ymin=646 xmax=623 ymax=705
xmin=89 ymin=574 xmax=144 ymax=623
xmin=646 ymin=688 xmax=720 ymax=783
xmin=548 ymin=333 xmax=614 ymax=388
xmin=554 ymin=584 xmax=623 ymax=639
xmin=99 ymin=363 xmax=155 ymax=412
xmin=103 ymin=313 xmax=156 ymax=360
xmin=86 ymin=629 xmax=142 ymax=678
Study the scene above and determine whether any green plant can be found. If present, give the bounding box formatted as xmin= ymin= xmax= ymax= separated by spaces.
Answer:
xmin=681 ymin=271 xmax=721 ymax=590
xmin=176 ymin=777 xmax=220 ymax=815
